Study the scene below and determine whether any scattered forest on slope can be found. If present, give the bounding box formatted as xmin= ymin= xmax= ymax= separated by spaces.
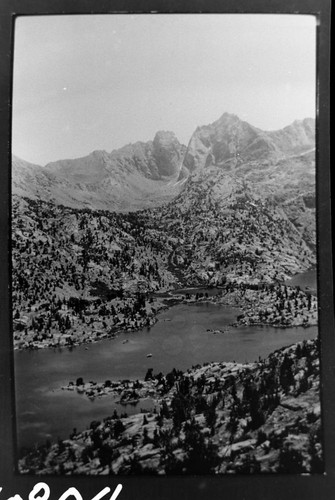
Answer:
xmin=12 ymin=113 xmax=320 ymax=475
xmin=12 ymin=191 xmax=317 ymax=350
xmin=19 ymin=339 xmax=322 ymax=475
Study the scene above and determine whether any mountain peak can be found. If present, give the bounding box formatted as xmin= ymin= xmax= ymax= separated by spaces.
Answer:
xmin=12 ymin=111 xmax=315 ymax=212
xmin=215 ymin=112 xmax=241 ymax=124
xmin=90 ymin=149 xmax=108 ymax=158
xmin=153 ymin=130 xmax=178 ymax=142
xmin=182 ymin=113 xmax=315 ymax=174
xmin=183 ymin=113 xmax=269 ymax=172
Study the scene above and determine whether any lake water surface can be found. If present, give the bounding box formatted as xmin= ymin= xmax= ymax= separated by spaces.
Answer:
xmin=285 ymin=269 xmax=317 ymax=293
xmin=15 ymin=301 xmax=318 ymax=449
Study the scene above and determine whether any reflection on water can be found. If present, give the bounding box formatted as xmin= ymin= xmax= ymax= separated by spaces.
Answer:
xmin=15 ymin=301 xmax=317 ymax=449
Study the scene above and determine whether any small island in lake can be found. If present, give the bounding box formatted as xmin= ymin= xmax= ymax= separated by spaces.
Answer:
xmin=12 ymin=14 xmax=322 ymax=477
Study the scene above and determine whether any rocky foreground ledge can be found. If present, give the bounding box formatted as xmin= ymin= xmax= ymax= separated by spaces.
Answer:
xmin=19 ymin=338 xmax=322 ymax=475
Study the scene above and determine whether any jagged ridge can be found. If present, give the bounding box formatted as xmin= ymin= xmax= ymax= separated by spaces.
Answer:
xmin=12 ymin=131 xmax=186 ymax=212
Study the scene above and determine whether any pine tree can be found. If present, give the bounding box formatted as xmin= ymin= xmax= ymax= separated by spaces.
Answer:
xmin=278 ymin=444 xmax=305 ymax=473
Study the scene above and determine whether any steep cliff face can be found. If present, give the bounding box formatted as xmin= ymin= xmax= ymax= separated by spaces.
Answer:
xmin=152 ymin=131 xmax=185 ymax=177
xmin=43 ymin=131 xmax=185 ymax=182
xmin=173 ymin=114 xmax=316 ymax=253
xmin=182 ymin=113 xmax=278 ymax=174
xmin=12 ymin=113 xmax=315 ymax=227
xmin=12 ymin=132 xmax=186 ymax=212
xmin=181 ymin=113 xmax=315 ymax=176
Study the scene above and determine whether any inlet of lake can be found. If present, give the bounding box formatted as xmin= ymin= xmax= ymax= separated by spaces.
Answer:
xmin=15 ymin=299 xmax=318 ymax=450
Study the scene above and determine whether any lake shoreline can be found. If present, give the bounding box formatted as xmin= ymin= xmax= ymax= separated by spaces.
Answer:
xmin=15 ymin=299 xmax=318 ymax=451
xmin=13 ymin=277 xmax=318 ymax=351
xmin=18 ymin=338 xmax=322 ymax=476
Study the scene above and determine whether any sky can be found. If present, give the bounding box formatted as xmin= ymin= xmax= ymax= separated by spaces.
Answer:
xmin=12 ymin=14 xmax=316 ymax=166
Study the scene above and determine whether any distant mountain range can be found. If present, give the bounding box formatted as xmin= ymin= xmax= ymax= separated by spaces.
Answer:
xmin=12 ymin=131 xmax=187 ymax=212
xmin=12 ymin=113 xmax=315 ymax=213
xmin=182 ymin=113 xmax=314 ymax=173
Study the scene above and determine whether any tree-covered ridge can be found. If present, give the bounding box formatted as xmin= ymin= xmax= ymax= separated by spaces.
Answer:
xmin=12 ymin=190 xmax=317 ymax=350
xmin=19 ymin=338 xmax=322 ymax=475
xmin=12 ymin=196 xmax=179 ymax=349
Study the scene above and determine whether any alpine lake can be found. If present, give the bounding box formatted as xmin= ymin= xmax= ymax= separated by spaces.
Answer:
xmin=15 ymin=270 xmax=318 ymax=450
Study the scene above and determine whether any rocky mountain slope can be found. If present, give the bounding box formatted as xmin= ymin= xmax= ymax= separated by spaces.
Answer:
xmin=176 ymin=113 xmax=315 ymax=247
xmin=12 ymin=193 xmax=317 ymax=350
xmin=151 ymin=178 xmax=315 ymax=287
xmin=181 ymin=113 xmax=314 ymax=172
xmin=12 ymin=114 xmax=315 ymax=218
xmin=13 ymin=113 xmax=320 ymax=475
xmin=12 ymin=131 xmax=187 ymax=212
xmin=12 ymin=195 xmax=178 ymax=349
xmin=12 ymin=114 xmax=317 ymax=350
xmin=19 ymin=338 xmax=323 ymax=475
xmin=144 ymin=114 xmax=316 ymax=287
